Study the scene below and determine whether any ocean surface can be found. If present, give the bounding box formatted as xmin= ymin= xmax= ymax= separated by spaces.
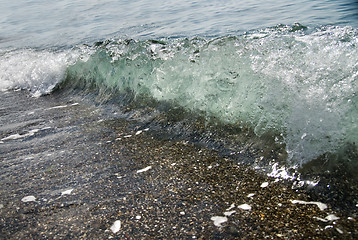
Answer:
xmin=1 ymin=0 xmax=358 ymax=214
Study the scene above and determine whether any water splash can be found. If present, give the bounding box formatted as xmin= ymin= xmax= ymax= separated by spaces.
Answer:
xmin=57 ymin=25 xmax=358 ymax=168
xmin=2 ymin=25 xmax=358 ymax=169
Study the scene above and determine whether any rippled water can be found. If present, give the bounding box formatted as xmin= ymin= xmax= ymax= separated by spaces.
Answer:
xmin=0 ymin=0 xmax=357 ymax=48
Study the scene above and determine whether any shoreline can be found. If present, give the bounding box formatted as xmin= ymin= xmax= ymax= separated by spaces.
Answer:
xmin=1 ymin=91 xmax=357 ymax=239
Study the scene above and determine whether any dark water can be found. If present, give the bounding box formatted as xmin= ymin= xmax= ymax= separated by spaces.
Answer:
xmin=1 ymin=0 xmax=358 ymax=229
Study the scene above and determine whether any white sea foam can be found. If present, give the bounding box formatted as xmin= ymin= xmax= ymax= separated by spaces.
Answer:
xmin=268 ymin=163 xmax=297 ymax=181
xmin=210 ymin=216 xmax=227 ymax=227
xmin=21 ymin=196 xmax=36 ymax=202
xmin=224 ymin=210 xmax=236 ymax=216
xmin=0 ymin=49 xmax=80 ymax=97
xmin=1 ymin=129 xmax=40 ymax=141
xmin=226 ymin=203 xmax=235 ymax=211
xmin=290 ymin=200 xmax=327 ymax=211
xmin=314 ymin=214 xmax=340 ymax=222
xmin=237 ymin=204 xmax=252 ymax=210
xmin=61 ymin=189 xmax=74 ymax=196
xmin=48 ymin=105 xmax=68 ymax=109
xmin=1 ymin=133 xmax=22 ymax=141
xmin=110 ymin=220 xmax=121 ymax=233
xmin=136 ymin=166 xmax=152 ymax=173
xmin=326 ymin=214 xmax=340 ymax=221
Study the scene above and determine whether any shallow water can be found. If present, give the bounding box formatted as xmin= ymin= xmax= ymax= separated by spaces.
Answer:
xmin=1 ymin=90 xmax=357 ymax=239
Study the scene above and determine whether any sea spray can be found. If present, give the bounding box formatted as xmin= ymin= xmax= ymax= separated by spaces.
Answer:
xmin=0 ymin=48 xmax=82 ymax=97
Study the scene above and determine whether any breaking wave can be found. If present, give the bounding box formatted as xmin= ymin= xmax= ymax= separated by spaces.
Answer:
xmin=2 ymin=24 xmax=358 ymax=171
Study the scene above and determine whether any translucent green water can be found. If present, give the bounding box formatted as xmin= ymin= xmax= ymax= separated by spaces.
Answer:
xmin=57 ymin=25 xmax=358 ymax=167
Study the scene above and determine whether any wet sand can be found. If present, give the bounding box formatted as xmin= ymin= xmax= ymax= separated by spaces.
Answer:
xmin=1 ymin=91 xmax=357 ymax=239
